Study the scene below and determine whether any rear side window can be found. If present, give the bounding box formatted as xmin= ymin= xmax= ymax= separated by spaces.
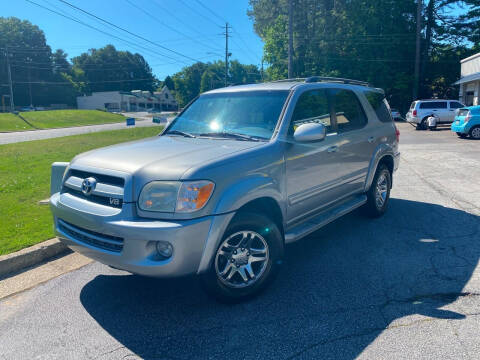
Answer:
xmin=450 ymin=102 xmax=464 ymax=109
xmin=332 ymin=89 xmax=367 ymax=132
xmin=364 ymin=91 xmax=393 ymax=123
xmin=410 ymin=102 xmax=417 ymax=109
xmin=420 ymin=101 xmax=447 ymax=109
xmin=291 ymin=89 xmax=333 ymax=133
xmin=458 ymin=109 xmax=470 ymax=116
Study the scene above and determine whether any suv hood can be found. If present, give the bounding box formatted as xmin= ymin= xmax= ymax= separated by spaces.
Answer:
xmin=71 ymin=135 xmax=262 ymax=179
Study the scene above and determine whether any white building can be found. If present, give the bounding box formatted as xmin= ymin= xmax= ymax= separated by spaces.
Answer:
xmin=455 ymin=52 xmax=480 ymax=106
xmin=77 ymin=86 xmax=177 ymax=112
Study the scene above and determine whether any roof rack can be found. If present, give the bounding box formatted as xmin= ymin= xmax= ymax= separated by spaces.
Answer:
xmin=270 ymin=76 xmax=370 ymax=87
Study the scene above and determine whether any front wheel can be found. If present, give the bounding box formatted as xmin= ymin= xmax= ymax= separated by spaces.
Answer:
xmin=364 ymin=164 xmax=391 ymax=218
xmin=201 ymin=212 xmax=283 ymax=302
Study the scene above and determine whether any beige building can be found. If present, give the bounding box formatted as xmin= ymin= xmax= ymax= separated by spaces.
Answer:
xmin=455 ymin=52 xmax=480 ymax=106
xmin=77 ymin=86 xmax=177 ymax=112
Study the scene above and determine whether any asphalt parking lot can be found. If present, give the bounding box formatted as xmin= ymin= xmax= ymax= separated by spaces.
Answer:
xmin=1 ymin=122 xmax=479 ymax=360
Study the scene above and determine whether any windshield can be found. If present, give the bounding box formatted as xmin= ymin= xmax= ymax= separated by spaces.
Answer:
xmin=165 ymin=90 xmax=289 ymax=140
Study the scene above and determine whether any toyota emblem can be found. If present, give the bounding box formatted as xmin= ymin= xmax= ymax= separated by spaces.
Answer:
xmin=81 ymin=177 xmax=97 ymax=196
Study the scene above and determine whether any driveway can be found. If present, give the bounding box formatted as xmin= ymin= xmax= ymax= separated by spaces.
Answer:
xmin=0 ymin=122 xmax=479 ymax=359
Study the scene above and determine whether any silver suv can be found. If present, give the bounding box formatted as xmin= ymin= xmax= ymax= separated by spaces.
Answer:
xmin=406 ymin=99 xmax=464 ymax=130
xmin=50 ymin=77 xmax=400 ymax=301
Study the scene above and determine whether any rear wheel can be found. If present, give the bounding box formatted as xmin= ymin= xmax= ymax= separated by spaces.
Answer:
xmin=364 ymin=164 xmax=391 ymax=218
xmin=470 ymin=126 xmax=480 ymax=140
xmin=457 ymin=132 xmax=467 ymax=138
xmin=201 ymin=212 xmax=283 ymax=302
xmin=421 ymin=118 xmax=429 ymax=130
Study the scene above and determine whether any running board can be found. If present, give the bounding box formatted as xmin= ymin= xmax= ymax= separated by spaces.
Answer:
xmin=284 ymin=194 xmax=367 ymax=244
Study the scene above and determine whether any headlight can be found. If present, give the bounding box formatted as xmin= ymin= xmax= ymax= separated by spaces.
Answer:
xmin=138 ymin=181 xmax=180 ymax=212
xmin=138 ymin=180 xmax=214 ymax=213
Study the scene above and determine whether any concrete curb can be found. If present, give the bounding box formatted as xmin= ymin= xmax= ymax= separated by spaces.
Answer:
xmin=0 ymin=238 xmax=70 ymax=278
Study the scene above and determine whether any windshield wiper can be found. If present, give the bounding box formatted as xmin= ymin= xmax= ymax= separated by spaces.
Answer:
xmin=198 ymin=132 xmax=262 ymax=142
xmin=164 ymin=130 xmax=196 ymax=138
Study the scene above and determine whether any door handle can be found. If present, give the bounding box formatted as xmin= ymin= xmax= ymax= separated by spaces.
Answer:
xmin=433 ymin=110 xmax=438 ymax=111
xmin=367 ymin=136 xmax=375 ymax=143
xmin=327 ymin=146 xmax=338 ymax=153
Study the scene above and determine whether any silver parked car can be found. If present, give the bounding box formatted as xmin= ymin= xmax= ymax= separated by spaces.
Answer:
xmin=406 ymin=99 xmax=464 ymax=130
xmin=50 ymin=77 xmax=400 ymax=301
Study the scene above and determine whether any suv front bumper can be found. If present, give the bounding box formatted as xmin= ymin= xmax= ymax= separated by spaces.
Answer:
xmin=50 ymin=193 xmax=232 ymax=277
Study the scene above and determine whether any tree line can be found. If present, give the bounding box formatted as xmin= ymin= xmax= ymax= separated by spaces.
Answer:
xmin=248 ymin=0 xmax=479 ymax=112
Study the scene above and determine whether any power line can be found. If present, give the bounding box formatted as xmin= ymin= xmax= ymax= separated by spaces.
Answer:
xmin=151 ymin=0 xmax=221 ymax=46
xmin=5 ymin=78 xmax=154 ymax=85
xmin=124 ymin=0 xmax=221 ymax=54
xmin=57 ymin=0 xmax=201 ymax=63
xmin=25 ymin=0 xmax=189 ymax=64
xmin=178 ymin=0 xmax=222 ymax=27
xmin=194 ymin=0 xmax=226 ymax=23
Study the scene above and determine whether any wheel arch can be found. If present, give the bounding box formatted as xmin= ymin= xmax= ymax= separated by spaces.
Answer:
xmin=364 ymin=149 xmax=395 ymax=192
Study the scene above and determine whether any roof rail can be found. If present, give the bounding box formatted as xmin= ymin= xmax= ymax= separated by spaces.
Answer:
xmin=270 ymin=78 xmax=306 ymax=83
xmin=269 ymin=76 xmax=370 ymax=87
xmin=305 ymin=76 xmax=370 ymax=87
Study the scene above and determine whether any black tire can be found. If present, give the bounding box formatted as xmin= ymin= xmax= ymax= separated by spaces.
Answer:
xmin=421 ymin=118 xmax=429 ymax=130
xmin=201 ymin=212 xmax=284 ymax=303
xmin=469 ymin=126 xmax=480 ymax=140
xmin=364 ymin=164 xmax=392 ymax=218
xmin=456 ymin=132 xmax=467 ymax=138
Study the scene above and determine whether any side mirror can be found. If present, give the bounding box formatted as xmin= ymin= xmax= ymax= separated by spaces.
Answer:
xmin=293 ymin=123 xmax=327 ymax=142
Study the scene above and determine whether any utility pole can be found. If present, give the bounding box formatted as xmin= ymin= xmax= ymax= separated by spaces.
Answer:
xmin=27 ymin=57 xmax=33 ymax=107
xmin=413 ymin=0 xmax=422 ymax=100
xmin=288 ymin=0 xmax=293 ymax=78
xmin=224 ymin=22 xmax=229 ymax=87
xmin=261 ymin=58 xmax=264 ymax=82
xmin=5 ymin=48 xmax=15 ymax=111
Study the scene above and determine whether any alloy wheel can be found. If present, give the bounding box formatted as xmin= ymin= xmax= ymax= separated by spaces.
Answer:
xmin=471 ymin=127 xmax=480 ymax=139
xmin=215 ymin=231 xmax=269 ymax=288
xmin=375 ymin=173 xmax=388 ymax=209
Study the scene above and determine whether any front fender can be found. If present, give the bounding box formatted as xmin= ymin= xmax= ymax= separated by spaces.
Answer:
xmin=196 ymin=176 xmax=285 ymax=274
xmin=364 ymin=144 xmax=395 ymax=192
xmin=213 ymin=175 xmax=285 ymax=217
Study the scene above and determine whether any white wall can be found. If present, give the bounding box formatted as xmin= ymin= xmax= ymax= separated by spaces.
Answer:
xmin=461 ymin=53 xmax=480 ymax=77
xmin=77 ymin=92 xmax=122 ymax=110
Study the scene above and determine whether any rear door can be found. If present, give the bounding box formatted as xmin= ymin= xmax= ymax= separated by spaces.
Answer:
xmin=329 ymin=88 xmax=371 ymax=196
xmin=437 ymin=101 xmax=450 ymax=123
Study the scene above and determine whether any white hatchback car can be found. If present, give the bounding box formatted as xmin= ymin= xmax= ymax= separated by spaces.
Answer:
xmin=406 ymin=99 xmax=464 ymax=130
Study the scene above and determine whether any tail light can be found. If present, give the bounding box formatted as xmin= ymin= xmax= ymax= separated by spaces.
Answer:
xmin=395 ymin=125 xmax=400 ymax=142
xmin=465 ymin=112 xmax=471 ymax=123
xmin=413 ymin=110 xmax=417 ymax=117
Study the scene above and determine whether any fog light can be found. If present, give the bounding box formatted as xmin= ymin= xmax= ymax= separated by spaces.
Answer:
xmin=156 ymin=241 xmax=173 ymax=259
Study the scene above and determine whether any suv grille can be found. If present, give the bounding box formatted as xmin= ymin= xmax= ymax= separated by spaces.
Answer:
xmin=58 ymin=219 xmax=124 ymax=252
xmin=61 ymin=169 xmax=125 ymax=209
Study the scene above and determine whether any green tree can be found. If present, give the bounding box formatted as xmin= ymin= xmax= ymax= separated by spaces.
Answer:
xmin=171 ymin=60 xmax=261 ymax=107
xmin=248 ymin=0 xmax=478 ymax=111
xmin=162 ymin=75 xmax=175 ymax=90
xmin=72 ymin=45 xmax=156 ymax=93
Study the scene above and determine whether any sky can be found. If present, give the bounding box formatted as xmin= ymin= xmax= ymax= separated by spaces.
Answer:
xmin=4 ymin=0 xmax=265 ymax=80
